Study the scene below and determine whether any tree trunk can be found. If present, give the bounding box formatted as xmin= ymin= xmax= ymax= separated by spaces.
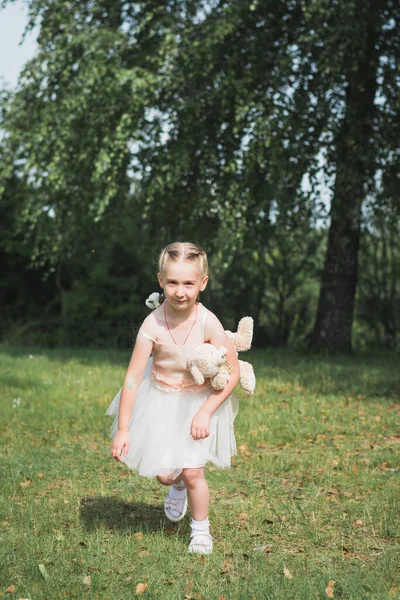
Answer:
xmin=55 ymin=263 xmax=69 ymax=346
xmin=310 ymin=1 xmax=381 ymax=352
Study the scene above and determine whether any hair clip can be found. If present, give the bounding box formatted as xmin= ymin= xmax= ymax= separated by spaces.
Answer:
xmin=145 ymin=292 xmax=165 ymax=309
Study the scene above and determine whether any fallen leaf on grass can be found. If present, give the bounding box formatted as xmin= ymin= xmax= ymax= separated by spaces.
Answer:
xmin=220 ymin=561 xmax=233 ymax=574
xmin=389 ymin=586 xmax=400 ymax=596
xmin=185 ymin=575 xmax=193 ymax=596
xmin=354 ymin=520 xmax=363 ymax=527
xmin=283 ymin=566 xmax=293 ymax=579
xmin=38 ymin=563 xmax=50 ymax=581
xmin=136 ymin=583 xmax=148 ymax=594
xmin=239 ymin=444 xmax=251 ymax=457
xmin=20 ymin=480 xmax=31 ymax=488
xmin=6 ymin=585 xmax=16 ymax=593
xmin=369 ymin=546 xmax=384 ymax=553
xmin=352 ymin=463 xmax=357 ymax=474
xmin=385 ymin=435 xmax=400 ymax=443
xmin=83 ymin=576 xmax=91 ymax=587
xmin=133 ymin=532 xmax=143 ymax=540
xmin=325 ymin=580 xmax=336 ymax=598
xmin=165 ymin=525 xmax=175 ymax=534
xmin=138 ymin=550 xmax=150 ymax=557
xmin=253 ymin=544 xmax=273 ymax=552
xmin=379 ymin=462 xmax=391 ymax=471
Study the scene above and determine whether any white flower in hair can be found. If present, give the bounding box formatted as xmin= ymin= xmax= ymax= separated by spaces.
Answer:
xmin=145 ymin=292 xmax=161 ymax=310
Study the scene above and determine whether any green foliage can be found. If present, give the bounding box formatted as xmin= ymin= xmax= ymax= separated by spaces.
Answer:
xmin=355 ymin=202 xmax=400 ymax=349
xmin=1 ymin=0 xmax=399 ymax=349
xmin=205 ymin=217 xmax=326 ymax=347
xmin=1 ymin=0 xmax=164 ymax=269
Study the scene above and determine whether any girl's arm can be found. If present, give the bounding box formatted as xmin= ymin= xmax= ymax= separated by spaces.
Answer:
xmin=191 ymin=312 xmax=240 ymax=441
xmin=111 ymin=330 xmax=153 ymax=461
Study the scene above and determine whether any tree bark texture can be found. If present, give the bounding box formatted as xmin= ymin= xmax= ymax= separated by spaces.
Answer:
xmin=311 ymin=0 xmax=381 ymax=352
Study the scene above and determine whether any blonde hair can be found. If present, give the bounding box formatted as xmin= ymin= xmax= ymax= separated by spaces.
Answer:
xmin=158 ymin=242 xmax=208 ymax=277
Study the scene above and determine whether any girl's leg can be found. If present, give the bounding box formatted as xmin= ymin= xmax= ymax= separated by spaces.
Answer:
xmin=157 ymin=472 xmax=187 ymax=521
xmin=181 ymin=467 xmax=213 ymax=554
xmin=181 ymin=467 xmax=209 ymax=521
xmin=156 ymin=473 xmax=183 ymax=486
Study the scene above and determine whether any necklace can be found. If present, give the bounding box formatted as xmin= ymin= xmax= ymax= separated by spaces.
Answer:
xmin=164 ymin=302 xmax=198 ymax=346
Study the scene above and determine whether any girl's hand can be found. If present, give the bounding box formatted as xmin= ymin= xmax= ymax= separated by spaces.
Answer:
xmin=190 ymin=410 xmax=210 ymax=440
xmin=111 ymin=430 xmax=130 ymax=462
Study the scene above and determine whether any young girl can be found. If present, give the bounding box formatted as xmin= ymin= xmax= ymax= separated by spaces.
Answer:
xmin=106 ymin=242 xmax=240 ymax=554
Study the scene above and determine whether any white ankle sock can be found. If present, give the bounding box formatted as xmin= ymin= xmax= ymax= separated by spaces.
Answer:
xmin=169 ymin=481 xmax=187 ymax=500
xmin=190 ymin=517 xmax=210 ymax=535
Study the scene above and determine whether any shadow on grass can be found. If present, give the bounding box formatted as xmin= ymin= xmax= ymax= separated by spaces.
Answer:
xmin=249 ymin=348 xmax=400 ymax=399
xmin=2 ymin=345 xmax=398 ymax=398
xmin=80 ymin=496 xmax=177 ymax=534
xmin=0 ymin=345 xmax=130 ymax=368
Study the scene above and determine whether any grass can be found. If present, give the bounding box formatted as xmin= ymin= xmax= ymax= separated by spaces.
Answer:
xmin=0 ymin=345 xmax=399 ymax=600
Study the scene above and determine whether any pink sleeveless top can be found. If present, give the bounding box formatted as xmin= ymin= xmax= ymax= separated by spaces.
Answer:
xmin=139 ymin=303 xmax=210 ymax=393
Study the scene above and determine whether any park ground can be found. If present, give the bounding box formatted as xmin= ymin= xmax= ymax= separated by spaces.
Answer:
xmin=0 ymin=346 xmax=399 ymax=600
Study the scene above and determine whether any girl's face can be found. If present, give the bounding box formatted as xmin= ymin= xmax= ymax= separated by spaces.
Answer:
xmin=158 ymin=259 xmax=208 ymax=311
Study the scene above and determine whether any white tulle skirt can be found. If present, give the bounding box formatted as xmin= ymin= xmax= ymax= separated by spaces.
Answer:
xmin=105 ymin=364 xmax=238 ymax=478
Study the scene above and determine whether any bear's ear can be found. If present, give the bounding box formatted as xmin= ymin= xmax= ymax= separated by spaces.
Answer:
xmin=235 ymin=317 xmax=254 ymax=351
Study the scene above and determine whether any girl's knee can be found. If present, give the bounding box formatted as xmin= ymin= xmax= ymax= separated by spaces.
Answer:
xmin=181 ymin=468 xmax=205 ymax=487
xmin=156 ymin=474 xmax=176 ymax=486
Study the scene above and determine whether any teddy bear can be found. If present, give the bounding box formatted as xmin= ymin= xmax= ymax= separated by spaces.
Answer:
xmin=187 ymin=317 xmax=256 ymax=395
xmin=225 ymin=317 xmax=256 ymax=395
xmin=187 ymin=344 xmax=230 ymax=391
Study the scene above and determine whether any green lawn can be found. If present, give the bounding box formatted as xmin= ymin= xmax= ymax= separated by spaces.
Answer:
xmin=0 ymin=346 xmax=399 ymax=600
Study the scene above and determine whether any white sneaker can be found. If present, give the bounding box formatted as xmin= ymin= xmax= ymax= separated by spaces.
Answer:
xmin=164 ymin=495 xmax=188 ymax=522
xmin=188 ymin=533 xmax=213 ymax=555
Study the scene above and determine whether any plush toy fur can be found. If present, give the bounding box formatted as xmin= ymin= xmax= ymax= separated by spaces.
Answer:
xmin=187 ymin=317 xmax=256 ymax=395
xmin=226 ymin=317 xmax=256 ymax=395
xmin=187 ymin=344 xmax=229 ymax=391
